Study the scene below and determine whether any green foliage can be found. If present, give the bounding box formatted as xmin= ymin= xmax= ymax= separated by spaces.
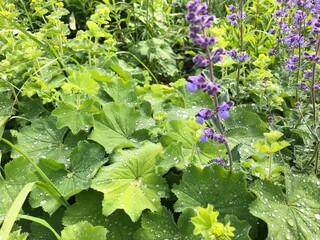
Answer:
xmin=249 ymin=170 xmax=320 ymax=239
xmin=1 ymin=0 xmax=320 ymax=239
xmin=91 ymin=142 xmax=169 ymax=221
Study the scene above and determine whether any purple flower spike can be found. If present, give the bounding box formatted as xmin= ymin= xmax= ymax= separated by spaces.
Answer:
xmin=218 ymin=101 xmax=234 ymax=119
xmin=228 ymin=48 xmax=238 ymax=59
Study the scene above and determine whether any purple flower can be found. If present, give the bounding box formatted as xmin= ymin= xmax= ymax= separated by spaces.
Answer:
xmin=227 ymin=13 xmax=239 ymax=25
xmin=211 ymin=47 xmax=225 ymax=62
xmin=218 ymin=101 xmax=234 ymax=119
xmin=202 ymin=82 xmax=221 ymax=95
xmin=214 ymin=157 xmax=225 ymax=166
xmin=268 ymin=48 xmax=277 ymax=55
xmin=298 ymin=82 xmax=309 ymax=90
xmin=186 ymin=75 xmax=206 ymax=93
xmin=238 ymin=52 xmax=249 ymax=61
xmin=213 ymin=133 xmax=226 ymax=143
xmin=286 ymin=55 xmax=299 ymax=70
xmin=313 ymin=84 xmax=320 ymax=90
xmin=200 ymin=127 xmax=215 ymax=142
xmin=303 ymin=70 xmax=313 ymax=78
xmin=193 ymin=54 xmax=210 ymax=67
xmin=195 ymin=108 xmax=215 ymax=124
xmin=304 ymin=52 xmax=320 ymax=62
xmin=293 ymin=10 xmax=306 ymax=25
xmin=268 ymin=28 xmax=276 ymax=34
xmin=228 ymin=4 xmax=236 ymax=11
xmin=228 ymin=48 xmax=238 ymax=59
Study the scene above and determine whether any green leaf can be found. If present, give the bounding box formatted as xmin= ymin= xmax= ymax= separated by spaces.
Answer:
xmin=8 ymin=230 xmax=28 ymax=240
xmin=52 ymin=99 xmax=100 ymax=134
xmin=223 ymin=215 xmax=252 ymax=240
xmin=12 ymin=116 xmax=73 ymax=163
xmin=0 ymin=182 xmax=35 ymax=240
xmin=172 ymin=165 xmax=256 ymax=228
xmin=249 ymin=171 xmax=320 ymax=239
xmin=134 ymin=207 xmax=184 ymax=240
xmin=159 ymin=120 xmax=224 ymax=171
xmin=62 ymin=189 xmax=106 ymax=226
xmin=89 ymin=103 xmax=150 ymax=153
xmin=91 ymin=142 xmax=169 ymax=221
xmin=0 ymin=158 xmax=38 ymax=225
xmin=63 ymin=71 xmax=99 ymax=94
xmin=29 ymin=141 xmax=106 ymax=214
xmin=61 ymin=221 xmax=107 ymax=240
xmin=101 ymin=76 xmax=137 ymax=104
xmin=263 ymin=130 xmax=283 ymax=143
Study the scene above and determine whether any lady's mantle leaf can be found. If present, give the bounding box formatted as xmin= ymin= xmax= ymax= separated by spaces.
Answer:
xmin=249 ymin=171 xmax=320 ymax=239
xmin=12 ymin=116 xmax=74 ymax=164
xmin=172 ymin=165 xmax=256 ymax=228
xmin=133 ymin=207 xmax=185 ymax=240
xmin=52 ymin=99 xmax=100 ymax=134
xmin=89 ymin=102 xmax=151 ymax=152
xmin=91 ymin=142 xmax=169 ymax=222
xmin=29 ymin=141 xmax=106 ymax=214
xmin=60 ymin=221 xmax=107 ymax=240
xmin=0 ymin=158 xmax=38 ymax=225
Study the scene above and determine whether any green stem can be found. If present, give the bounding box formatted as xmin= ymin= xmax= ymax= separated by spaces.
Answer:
xmin=269 ymin=153 xmax=273 ymax=179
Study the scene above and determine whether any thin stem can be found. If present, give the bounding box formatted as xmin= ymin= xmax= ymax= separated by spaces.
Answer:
xmin=236 ymin=0 xmax=244 ymax=101
xmin=269 ymin=153 xmax=273 ymax=179
xmin=310 ymin=34 xmax=320 ymax=126
xmin=205 ymin=46 xmax=234 ymax=171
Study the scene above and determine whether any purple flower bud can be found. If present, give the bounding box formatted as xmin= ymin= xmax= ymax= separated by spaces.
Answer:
xmin=193 ymin=54 xmax=210 ymax=67
xmin=268 ymin=28 xmax=276 ymax=34
xmin=228 ymin=48 xmax=238 ymax=59
xmin=202 ymin=82 xmax=221 ymax=95
xmin=213 ymin=133 xmax=226 ymax=143
xmin=218 ymin=101 xmax=234 ymax=119
xmin=186 ymin=75 xmax=206 ymax=92
xmin=238 ymin=52 xmax=249 ymax=61
xmin=298 ymin=82 xmax=309 ymax=90
xmin=227 ymin=13 xmax=239 ymax=25
xmin=200 ymin=127 xmax=215 ymax=142
xmin=228 ymin=4 xmax=236 ymax=11
xmin=313 ymin=84 xmax=320 ymax=90
xmin=195 ymin=108 xmax=215 ymax=124
xmin=268 ymin=49 xmax=277 ymax=55
xmin=214 ymin=157 xmax=225 ymax=166
xmin=303 ymin=70 xmax=313 ymax=78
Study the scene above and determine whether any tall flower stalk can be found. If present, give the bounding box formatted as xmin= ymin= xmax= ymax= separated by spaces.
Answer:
xmin=185 ymin=0 xmax=234 ymax=170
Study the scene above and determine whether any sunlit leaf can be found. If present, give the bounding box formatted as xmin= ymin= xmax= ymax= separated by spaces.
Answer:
xmin=91 ymin=142 xmax=168 ymax=221
xmin=89 ymin=102 xmax=151 ymax=153
xmin=60 ymin=221 xmax=107 ymax=240
xmin=52 ymin=99 xmax=100 ymax=134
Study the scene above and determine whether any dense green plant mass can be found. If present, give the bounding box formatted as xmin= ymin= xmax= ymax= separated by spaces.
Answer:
xmin=0 ymin=0 xmax=319 ymax=239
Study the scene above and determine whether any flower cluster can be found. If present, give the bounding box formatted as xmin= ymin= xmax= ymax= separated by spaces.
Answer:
xmin=226 ymin=4 xmax=246 ymax=25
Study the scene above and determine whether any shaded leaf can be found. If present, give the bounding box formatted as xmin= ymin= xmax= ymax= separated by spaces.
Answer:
xmin=29 ymin=141 xmax=106 ymax=214
xmin=249 ymin=171 xmax=320 ymax=239
xmin=172 ymin=165 xmax=256 ymax=228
